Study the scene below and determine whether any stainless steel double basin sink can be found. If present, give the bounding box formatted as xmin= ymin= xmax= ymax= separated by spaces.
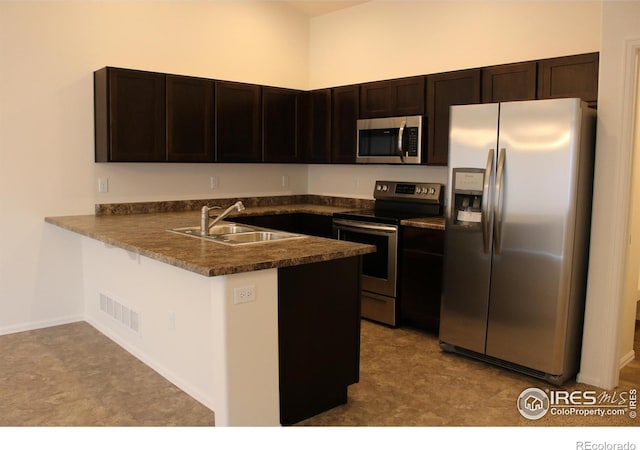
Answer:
xmin=168 ymin=222 xmax=304 ymax=246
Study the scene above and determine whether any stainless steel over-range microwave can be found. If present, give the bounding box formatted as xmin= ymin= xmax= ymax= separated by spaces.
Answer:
xmin=356 ymin=115 xmax=423 ymax=164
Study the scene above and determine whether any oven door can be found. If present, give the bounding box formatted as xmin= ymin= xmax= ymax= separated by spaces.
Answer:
xmin=333 ymin=218 xmax=398 ymax=298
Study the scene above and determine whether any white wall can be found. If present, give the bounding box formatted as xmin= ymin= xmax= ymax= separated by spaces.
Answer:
xmin=308 ymin=164 xmax=448 ymax=198
xmin=637 ymin=61 xmax=640 ymax=321
xmin=309 ymin=0 xmax=602 ymax=88
xmin=578 ymin=1 xmax=640 ymax=388
xmin=81 ymin=237 xmax=280 ymax=426
xmin=628 ymin=59 xmax=640 ymax=330
xmin=0 ymin=1 xmax=310 ymax=333
xmin=0 ymin=0 xmax=609 ymax=343
xmin=306 ymin=0 xmax=601 ymax=199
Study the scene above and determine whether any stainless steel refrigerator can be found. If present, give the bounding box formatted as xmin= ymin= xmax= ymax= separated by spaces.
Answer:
xmin=439 ymin=98 xmax=596 ymax=385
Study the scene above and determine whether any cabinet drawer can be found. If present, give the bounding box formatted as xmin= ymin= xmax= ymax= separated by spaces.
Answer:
xmin=401 ymin=227 xmax=444 ymax=254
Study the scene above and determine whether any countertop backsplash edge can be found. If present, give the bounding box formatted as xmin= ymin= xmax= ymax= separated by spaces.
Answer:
xmin=95 ymin=195 xmax=376 ymax=216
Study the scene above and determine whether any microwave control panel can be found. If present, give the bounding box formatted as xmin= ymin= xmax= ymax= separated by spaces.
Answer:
xmin=374 ymin=181 xmax=443 ymax=204
xmin=404 ymin=127 xmax=419 ymax=156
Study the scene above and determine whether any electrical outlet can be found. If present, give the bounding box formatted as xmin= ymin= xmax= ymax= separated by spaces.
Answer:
xmin=168 ymin=310 xmax=175 ymax=330
xmin=282 ymin=175 xmax=289 ymax=188
xmin=210 ymin=176 xmax=219 ymax=190
xmin=233 ymin=285 xmax=256 ymax=305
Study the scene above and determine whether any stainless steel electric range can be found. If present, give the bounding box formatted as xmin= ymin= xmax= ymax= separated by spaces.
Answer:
xmin=333 ymin=181 xmax=444 ymax=326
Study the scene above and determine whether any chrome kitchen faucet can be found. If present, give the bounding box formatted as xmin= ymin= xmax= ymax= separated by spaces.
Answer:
xmin=200 ymin=201 xmax=245 ymax=236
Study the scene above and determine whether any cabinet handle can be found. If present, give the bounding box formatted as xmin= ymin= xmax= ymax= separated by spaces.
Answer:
xmin=333 ymin=219 xmax=398 ymax=234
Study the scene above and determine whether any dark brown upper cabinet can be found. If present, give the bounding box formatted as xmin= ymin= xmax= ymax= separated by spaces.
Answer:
xmin=537 ymin=52 xmax=599 ymax=106
xmin=262 ymin=87 xmax=301 ymax=163
xmin=359 ymin=76 xmax=425 ymax=118
xmin=166 ymin=75 xmax=215 ymax=162
xmin=215 ymin=81 xmax=262 ymax=163
xmin=331 ymin=85 xmax=359 ymax=164
xmin=95 ymin=52 xmax=598 ymax=165
xmin=95 ymin=67 xmax=166 ymax=162
xmin=298 ymin=89 xmax=332 ymax=164
xmin=482 ymin=61 xmax=537 ymax=103
xmin=426 ymin=69 xmax=481 ymax=165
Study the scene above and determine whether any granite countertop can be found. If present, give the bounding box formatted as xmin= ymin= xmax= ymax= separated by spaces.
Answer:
xmin=400 ymin=216 xmax=446 ymax=230
xmin=45 ymin=206 xmax=376 ymax=277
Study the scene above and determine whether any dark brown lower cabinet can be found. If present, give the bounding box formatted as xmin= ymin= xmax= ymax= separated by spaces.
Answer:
xmin=278 ymin=256 xmax=361 ymax=425
xmin=233 ymin=213 xmax=334 ymax=238
xmin=399 ymin=227 xmax=445 ymax=333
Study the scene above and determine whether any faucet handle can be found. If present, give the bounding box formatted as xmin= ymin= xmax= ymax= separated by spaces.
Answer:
xmin=202 ymin=205 xmax=222 ymax=215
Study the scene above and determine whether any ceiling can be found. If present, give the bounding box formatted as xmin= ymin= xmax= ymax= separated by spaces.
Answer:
xmin=284 ymin=1 xmax=368 ymax=17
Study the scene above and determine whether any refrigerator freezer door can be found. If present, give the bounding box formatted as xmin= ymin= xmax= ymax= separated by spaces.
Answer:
xmin=440 ymin=103 xmax=499 ymax=353
xmin=485 ymin=99 xmax=583 ymax=374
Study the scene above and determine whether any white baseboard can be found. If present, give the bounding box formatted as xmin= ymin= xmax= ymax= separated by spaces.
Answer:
xmin=576 ymin=372 xmax=604 ymax=388
xmin=0 ymin=315 xmax=83 ymax=336
xmin=619 ymin=349 xmax=636 ymax=369
xmin=85 ymin=317 xmax=216 ymax=415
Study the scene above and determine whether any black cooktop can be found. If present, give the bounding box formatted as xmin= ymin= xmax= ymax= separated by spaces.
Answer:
xmin=333 ymin=180 xmax=445 ymax=225
xmin=334 ymin=203 xmax=442 ymax=225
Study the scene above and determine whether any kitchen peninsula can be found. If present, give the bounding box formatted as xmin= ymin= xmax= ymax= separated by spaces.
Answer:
xmin=45 ymin=196 xmax=375 ymax=426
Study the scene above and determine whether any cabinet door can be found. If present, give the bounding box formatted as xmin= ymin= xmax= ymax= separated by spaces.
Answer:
xmin=166 ymin=75 xmax=215 ymax=162
xmin=95 ymin=68 xmax=166 ymax=162
xmin=426 ymin=69 xmax=481 ymax=165
xmin=239 ymin=214 xmax=297 ymax=232
xmin=360 ymin=76 xmax=425 ymax=118
xmin=297 ymin=213 xmax=334 ymax=238
xmin=278 ymin=256 xmax=361 ymax=425
xmin=393 ymin=76 xmax=425 ymax=116
xmin=399 ymin=227 xmax=445 ymax=333
xmin=263 ymin=87 xmax=300 ymax=163
xmin=359 ymin=80 xmax=393 ymax=118
xmin=482 ymin=61 xmax=537 ymax=103
xmin=215 ymin=81 xmax=262 ymax=162
xmin=233 ymin=213 xmax=334 ymax=238
xmin=331 ymin=85 xmax=359 ymax=164
xmin=537 ymin=52 xmax=599 ymax=105
xmin=299 ymin=90 xmax=332 ymax=163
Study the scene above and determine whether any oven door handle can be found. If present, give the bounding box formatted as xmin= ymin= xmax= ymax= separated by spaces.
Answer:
xmin=333 ymin=219 xmax=398 ymax=234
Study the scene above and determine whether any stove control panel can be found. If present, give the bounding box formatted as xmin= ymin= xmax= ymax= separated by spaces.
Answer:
xmin=374 ymin=181 xmax=443 ymax=204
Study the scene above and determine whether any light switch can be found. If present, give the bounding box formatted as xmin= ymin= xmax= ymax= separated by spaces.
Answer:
xmin=98 ymin=178 xmax=109 ymax=193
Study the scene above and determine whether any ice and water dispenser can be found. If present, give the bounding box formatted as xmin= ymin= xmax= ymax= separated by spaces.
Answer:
xmin=450 ymin=168 xmax=485 ymax=227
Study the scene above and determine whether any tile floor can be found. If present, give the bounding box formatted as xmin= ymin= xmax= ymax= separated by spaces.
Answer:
xmin=0 ymin=320 xmax=637 ymax=427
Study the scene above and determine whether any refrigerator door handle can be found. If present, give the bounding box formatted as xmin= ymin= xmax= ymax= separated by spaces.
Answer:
xmin=494 ymin=148 xmax=506 ymax=254
xmin=482 ymin=149 xmax=495 ymax=254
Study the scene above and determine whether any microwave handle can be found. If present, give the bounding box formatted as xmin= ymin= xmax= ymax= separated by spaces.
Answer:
xmin=397 ymin=120 xmax=407 ymax=162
